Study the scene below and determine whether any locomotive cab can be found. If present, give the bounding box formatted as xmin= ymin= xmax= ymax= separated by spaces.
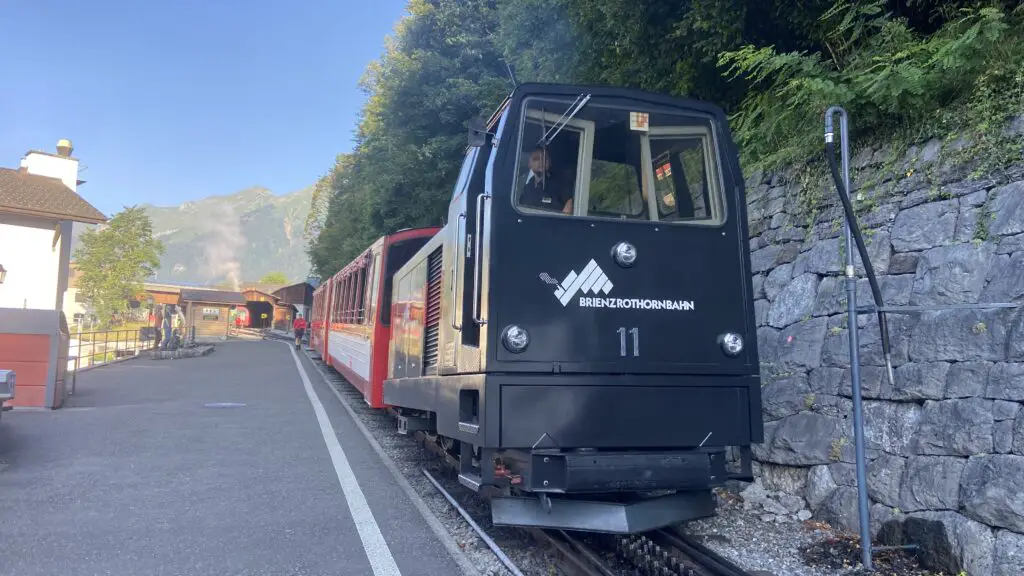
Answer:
xmin=384 ymin=83 xmax=762 ymax=534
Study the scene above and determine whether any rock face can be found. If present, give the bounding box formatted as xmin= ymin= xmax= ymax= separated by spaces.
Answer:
xmin=739 ymin=141 xmax=1024 ymax=573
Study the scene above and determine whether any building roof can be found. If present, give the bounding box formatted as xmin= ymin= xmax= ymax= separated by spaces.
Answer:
xmin=272 ymin=282 xmax=314 ymax=305
xmin=0 ymin=168 xmax=106 ymax=224
xmin=179 ymin=289 xmax=246 ymax=305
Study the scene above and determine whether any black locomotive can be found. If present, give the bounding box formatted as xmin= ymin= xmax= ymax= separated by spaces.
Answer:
xmin=380 ymin=82 xmax=762 ymax=534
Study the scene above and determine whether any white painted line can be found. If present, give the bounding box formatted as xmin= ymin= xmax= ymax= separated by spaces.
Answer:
xmin=286 ymin=343 xmax=403 ymax=576
xmin=299 ymin=346 xmax=481 ymax=576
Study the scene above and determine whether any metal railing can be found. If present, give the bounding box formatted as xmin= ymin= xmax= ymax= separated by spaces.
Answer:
xmin=67 ymin=328 xmax=157 ymax=395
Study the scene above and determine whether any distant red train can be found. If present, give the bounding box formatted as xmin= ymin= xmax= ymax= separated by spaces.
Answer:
xmin=310 ymin=227 xmax=438 ymax=407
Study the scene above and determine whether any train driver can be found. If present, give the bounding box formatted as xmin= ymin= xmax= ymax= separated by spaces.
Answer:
xmin=519 ymin=146 xmax=574 ymax=215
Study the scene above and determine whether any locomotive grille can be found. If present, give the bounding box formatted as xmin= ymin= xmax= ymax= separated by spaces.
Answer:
xmin=423 ymin=247 xmax=443 ymax=369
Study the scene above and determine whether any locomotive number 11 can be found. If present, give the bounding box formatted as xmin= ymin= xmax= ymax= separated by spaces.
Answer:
xmin=617 ymin=327 xmax=639 ymax=357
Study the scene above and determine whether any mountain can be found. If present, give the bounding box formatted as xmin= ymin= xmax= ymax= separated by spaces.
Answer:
xmin=72 ymin=186 xmax=315 ymax=287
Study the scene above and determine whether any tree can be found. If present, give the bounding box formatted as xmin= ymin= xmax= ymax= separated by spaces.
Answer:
xmin=259 ymin=271 xmax=290 ymax=284
xmin=73 ymin=206 xmax=164 ymax=327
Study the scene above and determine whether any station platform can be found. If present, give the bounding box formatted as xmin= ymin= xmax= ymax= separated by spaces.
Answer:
xmin=0 ymin=341 xmax=473 ymax=576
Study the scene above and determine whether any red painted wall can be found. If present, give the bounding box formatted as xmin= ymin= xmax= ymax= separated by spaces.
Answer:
xmin=0 ymin=333 xmax=51 ymax=408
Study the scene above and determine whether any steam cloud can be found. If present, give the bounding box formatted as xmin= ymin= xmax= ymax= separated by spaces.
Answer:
xmin=199 ymin=203 xmax=245 ymax=289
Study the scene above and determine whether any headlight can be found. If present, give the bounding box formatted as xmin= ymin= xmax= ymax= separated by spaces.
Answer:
xmin=719 ymin=333 xmax=744 ymax=357
xmin=502 ymin=325 xmax=530 ymax=353
xmin=611 ymin=241 xmax=637 ymax=267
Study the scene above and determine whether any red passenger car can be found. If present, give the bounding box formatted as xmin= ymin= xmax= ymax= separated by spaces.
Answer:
xmin=310 ymin=227 xmax=439 ymax=408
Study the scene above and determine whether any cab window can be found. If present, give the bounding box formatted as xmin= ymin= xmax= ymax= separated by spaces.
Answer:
xmin=512 ymin=97 xmax=726 ymax=225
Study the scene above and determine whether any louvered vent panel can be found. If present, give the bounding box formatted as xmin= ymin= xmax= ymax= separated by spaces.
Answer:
xmin=423 ymin=247 xmax=444 ymax=369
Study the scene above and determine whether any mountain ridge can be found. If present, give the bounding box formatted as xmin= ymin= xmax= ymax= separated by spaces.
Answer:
xmin=71 ymin=185 xmax=315 ymax=287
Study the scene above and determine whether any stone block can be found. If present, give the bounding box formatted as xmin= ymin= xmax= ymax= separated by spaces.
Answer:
xmin=808 ymin=367 xmax=844 ymax=397
xmin=989 ymin=180 xmax=1024 ymax=237
xmin=954 ymin=204 xmax=981 ymax=243
xmin=864 ymin=400 xmax=921 ymax=456
xmin=860 ymin=202 xmax=900 ymax=230
xmin=1014 ymin=412 xmax=1024 ymax=456
xmin=767 ymin=272 xmax=818 ymax=328
xmin=759 ymin=463 xmax=808 ymax=494
xmin=815 ymin=486 xmax=860 ymax=532
xmin=913 ymin=399 xmax=993 ymax=456
xmin=909 ymin=242 xmax=996 ymax=306
xmin=1011 ymin=313 xmax=1024 ymax=361
xmin=891 ymin=199 xmax=958 ymax=252
xmin=751 ymin=274 xmax=766 ymax=299
xmin=986 ymin=363 xmax=1024 ymax=401
xmin=823 ymin=313 xmax=915 ymax=368
xmin=981 ymin=252 xmax=1024 ymax=303
xmin=871 ymin=502 xmax=905 ymax=541
xmin=837 ymin=365 xmax=890 ymax=400
xmin=898 ymin=456 xmax=966 ymax=512
xmin=994 ymin=529 xmax=1024 ymax=576
xmin=828 ymin=462 xmax=856 ymax=486
xmin=761 ymin=373 xmax=812 ymax=422
xmin=805 ymin=465 xmax=837 ymax=509
xmin=902 ymin=511 xmax=994 ymax=576
xmin=774 ymin=317 xmax=828 ymax=370
xmin=812 ymin=275 xmax=914 ymax=317
xmin=960 ymin=454 xmax=1024 ymax=533
xmin=962 ymin=189 xmax=988 ymax=208
xmin=992 ymin=399 xmax=1021 ymax=421
xmin=757 ymin=327 xmax=780 ymax=370
xmin=892 ymin=362 xmax=948 ymax=400
xmin=945 ymin=361 xmax=991 ymax=398
xmin=752 ymin=412 xmax=845 ymax=466
xmin=754 ymin=299 xmax=770 ymax=326
xmin=909 ymin=308 xmax=1016 ymax=362
xmin=866 ymin=453 xmax=905 ymax=508
xmin=750 ymin=244 xmax=784 ymax=274
xmin=997 ymin=232 xmax=1024 ymax=255
xmin=994 ymin=420 xmax=1015 ymax=454
xmin=764 ymin=263 xmax=793 ymax=301
xmin=888 ymin=251 xmax=920 ymax=275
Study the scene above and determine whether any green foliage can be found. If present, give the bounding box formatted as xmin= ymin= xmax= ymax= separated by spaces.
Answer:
xmin=308 ymin=0 xmax=511 ymax=275
xmin=309 ymin=0 xmax=1024 ymax=272
xmin=73 ymin=206 xmax=163 ymax=328
xmin=259 ymin=271 xmax=289 ymax=284
xmin=720 ymin=0 xmax=1024 ymax=170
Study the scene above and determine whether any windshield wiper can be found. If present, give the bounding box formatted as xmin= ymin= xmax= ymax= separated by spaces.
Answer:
xmin=537 ymin=93 xmax=591 ymax=147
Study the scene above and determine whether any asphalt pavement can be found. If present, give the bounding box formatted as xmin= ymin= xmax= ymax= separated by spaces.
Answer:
xmin=0 ymin=340 xmax=467 ymax=576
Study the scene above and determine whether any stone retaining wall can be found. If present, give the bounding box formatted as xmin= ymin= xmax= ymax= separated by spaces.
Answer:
xmin=741 ymin=132 xmax=1024 ymax=574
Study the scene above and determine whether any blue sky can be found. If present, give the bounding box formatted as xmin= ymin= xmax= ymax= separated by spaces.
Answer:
xmin=0 ymin=0 xmax=409 ymax=215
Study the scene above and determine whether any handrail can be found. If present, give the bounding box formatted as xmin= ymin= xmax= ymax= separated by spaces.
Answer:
xmin=452 ymin=211 xmax=466 ymax=330
xmin=472 ymin=194 xmax=490 ymax=325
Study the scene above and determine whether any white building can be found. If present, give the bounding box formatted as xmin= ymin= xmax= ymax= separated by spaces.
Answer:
xmin=0 ymin=139 xmax=107 ymax=312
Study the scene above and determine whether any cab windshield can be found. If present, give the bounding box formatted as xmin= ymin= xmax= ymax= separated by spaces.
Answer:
xmin=512 ymin=97 xmax=726 ymax=225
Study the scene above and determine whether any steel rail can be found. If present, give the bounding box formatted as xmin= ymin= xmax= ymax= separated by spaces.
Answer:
xmin=421 ymin=469 xmax=525 ymax=576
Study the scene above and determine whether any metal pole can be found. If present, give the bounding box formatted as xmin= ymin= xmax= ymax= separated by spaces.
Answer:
xmin=826 ymin=106 xmax=872 ymax=569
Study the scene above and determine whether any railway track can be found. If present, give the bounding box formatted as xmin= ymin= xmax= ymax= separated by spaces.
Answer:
xmin=423 ymin=466 xmax=755 ymax=576
xmin=415 ymin=434 xmax=755 ymax=576
xmin=303 ymin=349 xmax=756 ymax=576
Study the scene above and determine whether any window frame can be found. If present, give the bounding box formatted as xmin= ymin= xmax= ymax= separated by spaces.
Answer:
xmin=510 ymin=96 xmax=729 ymax=227
xmin=511 ymin=107 xmax=595 ymax=218
xmin=643 ymin=125 xmax=727 ymax=226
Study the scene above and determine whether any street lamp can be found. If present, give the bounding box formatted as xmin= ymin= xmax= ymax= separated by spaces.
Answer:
xmin=0 ymin=264 xmax=6 ymax=284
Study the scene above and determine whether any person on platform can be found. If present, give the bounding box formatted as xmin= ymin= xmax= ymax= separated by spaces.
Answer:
xmin=292 ymin=313 xmax=307 ymax=349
